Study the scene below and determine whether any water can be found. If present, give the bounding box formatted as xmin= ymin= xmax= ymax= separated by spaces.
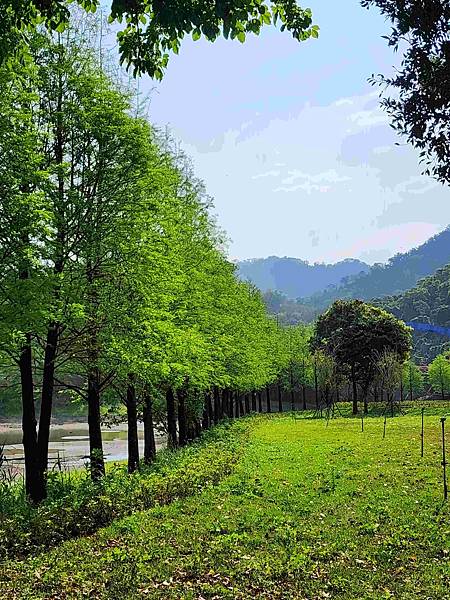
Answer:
xmin=0 ymin=422 xmax=166 ymax=472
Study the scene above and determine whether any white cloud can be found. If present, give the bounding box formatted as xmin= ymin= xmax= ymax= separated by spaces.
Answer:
xmin=251 ymin=170 xmax=281 ymax=179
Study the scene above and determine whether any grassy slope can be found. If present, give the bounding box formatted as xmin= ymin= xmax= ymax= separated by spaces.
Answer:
xmin=2 ymin=410 xmax=450 ymax=599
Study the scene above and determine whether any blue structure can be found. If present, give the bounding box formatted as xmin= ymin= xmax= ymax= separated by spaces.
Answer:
xmin=406 ymin=322 xmax=450 ymax=338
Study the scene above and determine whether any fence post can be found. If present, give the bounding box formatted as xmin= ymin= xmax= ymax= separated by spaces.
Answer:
xmin=421 ymin=407 xmax=424 ymax=458
xmin=441 ymin=417 xmax=448 ymax=501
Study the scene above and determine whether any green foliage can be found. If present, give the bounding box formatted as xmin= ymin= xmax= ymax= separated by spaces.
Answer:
xmin=2 ymin=411 xmax=450 ymax=598
xmin=428 ymin=353 xmax=450 ymax=399
xmin=311 ymin=300 xmax=412 ymax=394
xmin=1 ymin=1 xmax=318 ymax=77
xmin=362 ymin=0 xmax=450 ymax=185
xmin=380 ymin=263 xmax=450 ymax=363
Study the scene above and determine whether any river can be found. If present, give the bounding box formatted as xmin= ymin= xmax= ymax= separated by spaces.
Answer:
xmin=0 ymin=421 xmax=166 ymax=475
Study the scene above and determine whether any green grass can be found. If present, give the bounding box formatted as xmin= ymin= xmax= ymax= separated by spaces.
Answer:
xmin=2 ymin=408 xmax=450 ymax=599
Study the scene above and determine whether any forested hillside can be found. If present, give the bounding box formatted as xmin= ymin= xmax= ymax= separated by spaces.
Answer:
xmin=378 ymin=264 xmax=450 ymax=362
xmin=304 ymin=227 xmax=450 ymax=310
xmin=237 ymin=256 xmax=369 ymax=298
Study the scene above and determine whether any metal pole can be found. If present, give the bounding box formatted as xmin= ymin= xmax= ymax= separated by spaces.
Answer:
xmin=421 ymin=407 xmax=424 ymax=458
xmin=441 ymin=417 xmax=448 ymax=501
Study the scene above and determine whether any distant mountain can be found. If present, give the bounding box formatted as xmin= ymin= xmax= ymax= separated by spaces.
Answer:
xmin=304 ymin=227 xmax=450 ymax=310
xmin=237 ymin=256 xmax=369 ymax=299
xmin=377 ymin=264 xmax=450 ymax=362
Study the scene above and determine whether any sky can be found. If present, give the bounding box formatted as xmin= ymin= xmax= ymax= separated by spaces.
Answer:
xmin=138 ymin=0 xmax=449 ymax=265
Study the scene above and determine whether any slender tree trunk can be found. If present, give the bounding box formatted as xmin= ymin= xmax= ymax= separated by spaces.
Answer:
xmin=202 ymin=405 xmax=209 ymax=430
xmin=19 ymin=333 xmax=41 ymax=503
xmin=87 ymin=367 xmax=105 ymax=480
xmin=239 ymin=394 xmax=245 ymax=416
xmin=278 ymin=382 xmax=283 ymax=412
xmin=251 ymin=390 xmax=256 ymax=412
xmin=245 ymin=393 xmax=250 ymax=414
xmin=37 ymin=61 xmax=66 ymax=491
xmin=290 ymin=364 xmax=295 ymax=411
xmin=409 ymin=365 xmax=413 ymax=402
xmin=314 ymin=362 xmax=319 ymax=410
xmin=351 ymin=365 xmax=358 ymax=415
xmin=266 ymin=386 xmax=271 ymax=413
xmin=126 ymin=376 xmax=139 ymax=473
xmin=177 ymin=386 xmax=188 ymax=447
xmin=143 ymin=388 xmax=156 ymax=465
xmin=302 ymin=384 xmax=307 ymax=410
xmin=228 ymin=390 xmax=234 ymax=418
xmin=213 ymin=386 xmax=220 ymax=424
xmin=166 ymin=387 xmax=178 ymax=448
xmin=363 ymin=389 xmax=368 ymax=414
xmin=37 ymin=321 xmax=59 ymax=490
xmin=207 ymin=390 xmax=214 ymax=424
xmin=258 ymin=390 xmax=262 ymax=413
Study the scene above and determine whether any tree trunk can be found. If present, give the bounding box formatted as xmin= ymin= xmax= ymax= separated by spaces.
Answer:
xmin=266 ymin=386 xmax=271 ymax=413
xmin=351 ymin=366 xmax=358 ymax=415
xmin=143 ymin=388 xmax=156 ymax=465
xmin=207 ymin=390 xmax=214 ymax=424
xmin=239 ymin=394 xmax=245 ymax=416
xmin=166 ymin=387 xmax=178 ymax=448
xmin=258 ymin=390 xmax=262 ymax=413
xmin=177 ymin=386 xmax=188 ymax=447
xmin=251 ymin=391 xmax=256 ymax=412
xmin=87 ymin=367 xmax=105 ymax=480
xmin=290 ymin=364 xmax=295 ymax=411
xmin=245 ymin=393 xmax=250 ymax=414
xmin=278 ymin=382 xmax=283 ymax=412
xmin=19 ymin=333 xmax=41 ymax=503
xmin=126 ymin=376 xmax=139 ymax=473
xmin=409 ymin=365 xmax=413 ymax=402
xmin=302 ymin=384 xmax=307 ymax=410
xmin=37 ymin=321 xmax=59 ymax=490
xmin=314 ymin=363 xmax=319 ymax=410
xmin=213 ymin=386 xmax=220 ymax=424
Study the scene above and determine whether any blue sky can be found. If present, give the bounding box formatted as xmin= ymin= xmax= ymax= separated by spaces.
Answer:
xmin=138 ymin=0 xmax=449 ymax=264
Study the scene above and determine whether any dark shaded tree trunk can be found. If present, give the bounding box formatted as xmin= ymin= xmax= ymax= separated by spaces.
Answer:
xmin=245 ymin=393 xmax=250 ymax=414
xmin=239 ymin=394 xmax=245 ymax=416
xmin=202 ymin=405 xmax=209 ymax=430
xmin=37 ymin=321 xmax=59 ymax=493
xmin=143 ymin=388 xmax=156 ymax=465
xmin=126 ymin=376 xmax=139 ymax=473
xmin=228 ymin=390 xmax=234 ymax=418
xmin=302 ymin=384 xmax=307 ymax=410
xmin=266 ymin=386 xmax=271 ymax=413
xmin=207 ymin=390 xmax=214 ymax=424
xmin=166 ymin=387 xmax=178 ymax=448
xmin=278 ymin=382 xmax=283 ymax=412
xmin=177 ymin=386 xmax=188 ymax=447
xmin=251 ymin=390 xmax=256 ymax=412
xmin=87 ymin=367 xmax=105 ymax=480
xmin=351 ymin=365 xmax=358 ymax=415
xmin=409 ymin=365 xmax=413 ymax=402
xmin=258 ymin=390 xmax=262 ymax=412
xmin=314 ymin=362 xmax=319 ymax=410
xmin=213 ymin=386 xmax=220 ymax=424
xmin=290 ymin=364 xmax=295 ymax=411
xmin=19 ymin=333 xmax=41 ymax=503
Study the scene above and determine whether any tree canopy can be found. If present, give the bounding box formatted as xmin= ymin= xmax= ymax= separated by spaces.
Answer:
xmin=362 ymin=0 xmax=450 ymax=184
xmin=1 ymin=0 xmax=318 ymax=76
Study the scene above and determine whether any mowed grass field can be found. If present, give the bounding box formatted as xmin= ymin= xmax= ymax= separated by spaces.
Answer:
xmin=2 ymin=408 xmax=450 ymax=599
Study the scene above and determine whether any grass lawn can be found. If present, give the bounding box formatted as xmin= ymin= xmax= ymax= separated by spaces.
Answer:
xmin=2 ymin=408 xmax=450 ymax=599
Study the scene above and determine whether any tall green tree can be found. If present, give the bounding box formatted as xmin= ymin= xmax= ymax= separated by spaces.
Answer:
xmin=428 ymin=353 xmax=450 ymax=399
xmin=310 ymin=300 xmax=412 ymax=414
